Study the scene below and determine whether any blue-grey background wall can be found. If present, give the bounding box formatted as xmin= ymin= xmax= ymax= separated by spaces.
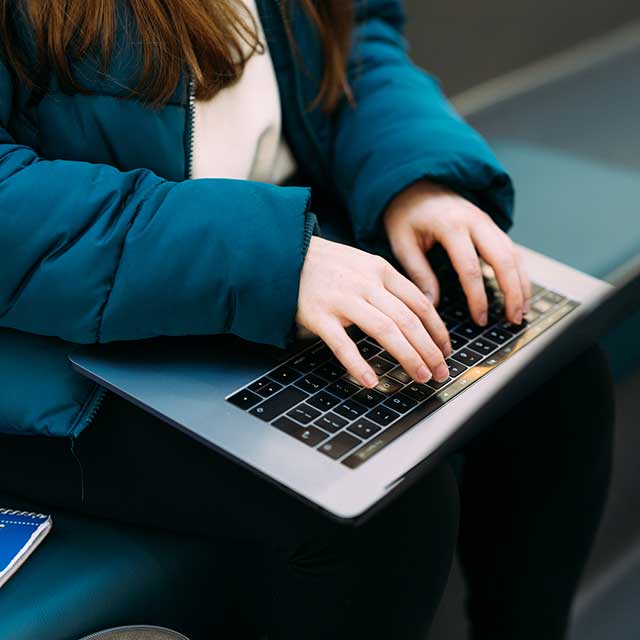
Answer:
xmin=404 ymin=0 xmax=640 ymax=94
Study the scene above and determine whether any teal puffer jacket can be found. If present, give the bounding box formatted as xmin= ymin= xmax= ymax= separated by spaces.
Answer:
xmin=0 ymin=0 xmax=514 ymax=438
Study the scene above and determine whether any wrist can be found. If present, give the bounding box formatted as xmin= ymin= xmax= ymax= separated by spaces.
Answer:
xmin=385 ymin=180 xmax=452 ymax=224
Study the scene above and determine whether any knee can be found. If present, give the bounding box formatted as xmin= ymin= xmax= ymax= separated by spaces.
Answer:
xmin=286 ymin=463 xmax=460 ymax=576
xmin=560 ymin=344 xmax=615 ymax=441
xmin=366 ymin=462 xmax=460 ymax=566
xmin=391 ymin=462 xmax=460 ymax=534
xmin=546 ymin=344 xmax=615 ymax=480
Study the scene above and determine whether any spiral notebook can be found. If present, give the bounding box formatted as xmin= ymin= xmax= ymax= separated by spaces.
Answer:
xmin=0 ymin=509 xmax=52 ymax=588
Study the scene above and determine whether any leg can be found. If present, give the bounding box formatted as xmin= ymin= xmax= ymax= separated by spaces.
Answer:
xmin=0 ymin=392 xmax=460 ymax=640
xmin=458 ymin=345 xmax=614 ymax=639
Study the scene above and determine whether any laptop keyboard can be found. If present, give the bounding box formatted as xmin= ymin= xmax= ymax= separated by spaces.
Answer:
xmin=227 ymin=272 xmax=578 ymax=469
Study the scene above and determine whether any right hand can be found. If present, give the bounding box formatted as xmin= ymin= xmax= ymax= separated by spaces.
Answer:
xmin=296 ymin=237 xmax=452 ymax=389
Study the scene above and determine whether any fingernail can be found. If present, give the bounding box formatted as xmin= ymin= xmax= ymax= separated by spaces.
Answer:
xmin=514 ymin=307 xmax=523 ymax=324
xmin=479 ymin=311 xmax=488 ymax=326
xmin=416 ymin=365 xmax=432 ymax=383
xmin=435 ymin=363 xmax=449 ymax=381
xmin=444 ymin=341 xmax=453 ymax=357
xmin=363 ymin=372 xmax=378 ymax=388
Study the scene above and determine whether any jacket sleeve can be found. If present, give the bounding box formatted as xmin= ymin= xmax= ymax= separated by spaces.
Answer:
xmin=331 ymin=0 xmax=515 ymax=254
xmin=0 ymin=63 xmax=312 ymax=348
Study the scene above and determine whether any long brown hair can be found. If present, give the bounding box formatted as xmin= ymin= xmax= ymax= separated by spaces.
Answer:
xmin=0 ymin=0 xmax=353 ymax=110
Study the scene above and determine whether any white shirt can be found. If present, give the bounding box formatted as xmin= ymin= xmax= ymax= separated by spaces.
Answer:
xmin=191 ymin=0 xmax=297 ymax=184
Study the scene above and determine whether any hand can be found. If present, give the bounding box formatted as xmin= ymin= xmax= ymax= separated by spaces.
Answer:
xmin=383 ymin=181 xmax=531 ymax=326
xmin=296 ymin=237 xmax=452 ymax=388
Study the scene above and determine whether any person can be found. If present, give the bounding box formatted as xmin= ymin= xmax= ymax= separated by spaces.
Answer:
xmin=0 ymin=1 xmax=613 ymax=638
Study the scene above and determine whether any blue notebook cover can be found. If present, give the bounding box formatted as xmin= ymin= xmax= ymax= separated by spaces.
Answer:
xmin=0 ymin=509 xmax=52 ymax=588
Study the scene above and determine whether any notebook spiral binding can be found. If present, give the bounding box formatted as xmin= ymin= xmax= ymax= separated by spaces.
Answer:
xmin=0 ymin=508 xmax=47 ymax=519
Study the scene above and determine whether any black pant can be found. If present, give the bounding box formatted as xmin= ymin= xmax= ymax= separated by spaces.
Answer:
xmin=0 ymin=346 xmax=614 ymax=640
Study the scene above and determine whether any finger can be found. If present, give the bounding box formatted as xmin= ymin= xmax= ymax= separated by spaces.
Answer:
xmin=355 ymin=296 xmax=449 ymax=383
xmin=514 ymin=245 xmax=533 ymax=314
xmin=439 ymin=230 xmax=488 ymax=326
xmin=315 ymin=317 xmax=378 ymax=388
xmin=389 ymin=232 xmax=440 ymax=304
xmin=470 ymin=223 xmax=524 ymax=324
xmin=382 ymin=267 xmax=451 ymax=357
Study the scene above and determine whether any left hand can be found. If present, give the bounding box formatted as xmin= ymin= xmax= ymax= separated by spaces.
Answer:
xmin=383 ymin=180 xmax=531 ymax=327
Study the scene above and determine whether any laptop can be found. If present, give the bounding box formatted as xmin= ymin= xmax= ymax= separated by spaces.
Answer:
xmin=69 ymin=246 xmax=638 ymax=523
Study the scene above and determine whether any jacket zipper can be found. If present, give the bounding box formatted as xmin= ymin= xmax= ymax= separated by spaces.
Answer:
xmin=75 ymin=75 xmax=196 ymax=436
xmin=72 ymin=5 xmax=321 ymax=436
xmin=187 ymin=3 xmax=329 ymax=183
xmin=186 ymin=75 xmax=196 ymax=179
xmin=72 ymin=382 xmax=107 ymax=437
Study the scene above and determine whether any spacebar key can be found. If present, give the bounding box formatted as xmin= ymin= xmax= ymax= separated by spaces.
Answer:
xmin=250 ymin=387 xmax=308 ymax=422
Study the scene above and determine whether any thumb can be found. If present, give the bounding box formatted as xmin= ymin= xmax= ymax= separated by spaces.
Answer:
xmin=392 ymin=234 xmax=440 ymax=305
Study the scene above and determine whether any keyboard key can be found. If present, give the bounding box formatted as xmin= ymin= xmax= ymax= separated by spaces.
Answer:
xmin=353 ymin=388 xmax=385 ymax=408
xmin=542 ymin=290 xmax=565 ymax=305
xmin=287 ymin=403 xmax=321 ymax=425
xmin=368 ymin=356 xmax=395 ymax=376
xmin=227 ymin=389 xmax=262 ymax=411
xmin=388 ymin=366 xmax=412 ymax=384
xmin=449 ymin=333 xmax=468 ymax=350
xmin=384 ymin=394 xmax=417 ymax=414
xmin=441 ymin=314 xmax=461 ymax=331
xmin=402 ymin=383 xmax=434 ymax=402
xmin=523 ymin=309 xmax=541 ymax=323
xmin=250 ymin=387 xmax=309 ymax=422
xmin=426 ymin=377 xmax=450 ymax=390
xmin=326 ymin=379 xmax=359 ymax=399
xmin=315 ymin=361 xmax=346 ymax=381
xmin=440 ymin=291 xmax=460 ymax=307
xmin=348 ymin=419 xmax=382 ymax=440
xmin=378 ymin=351 xmax=398 ymax=364
xmin=496 ymin=319 xmax=528 ymax=335
xmin=446 ymin=358 xmax=467 ymax=378
xmin=249 ymin=378 xmax=283 ymax=398
xmin=496 ymin=344 xmax=517 ymax=359
xmin=308 ymin=391 xmax=341 ymax=412
xmin=484 ymin=343 xmax=516 ymax=367
xmin=289 ymin=354 xmax=315 ymax=374
xmin=483 ymin=327 xmax=511 ymax=344
xmin=532 ymin=298 xmax=554 ymax=314
xmin=446 ymin=306 xmax=468 ymax=322
xmin=273 ymin=417 xmax=328 ymax=447
xmin=488 ymin=307 xmax=504 ymax=324
xmin=348 ymin=326 xmax=367 ymax=341
xmin=530 ymin=282 xmax=545 ymax=297
xmin=269 ymin=366 xmax=301 ymax=385
xmin=294 ymin=374 xmax=327 ymax=394
xmin=357 ymin=341 xmax=381 ymax=358
xmin=457 ymin=322 xmax=484 ymax=339
xmin=470 ymin=338 xmax=498 ymax=354
xmin=452 ymin=349 xmax=481 ymax=366
xmin=314 ymin=412 xmax=348 ymax=434
xmin=342 ymin=373 xmax=364 ymax=388
xmin=319 ymin=432 xmax=361 ymax=460
xmin=310 ymin=343 xmax=332 ymax=360
xmin=334 ymin=400 xmax=368 ymax=421
xmin=289 ymin=349 xmax=330 ymax=374
xmin=366 ymin=405 xmax=400 ymax=427
xmin=375 ymin=376 xmax=403 ymax=395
